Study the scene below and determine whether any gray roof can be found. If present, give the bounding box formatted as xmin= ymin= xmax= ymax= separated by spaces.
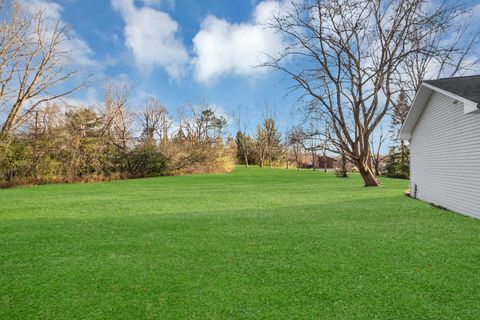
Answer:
xmin=424 ymin=75 xmax=480 ymax=104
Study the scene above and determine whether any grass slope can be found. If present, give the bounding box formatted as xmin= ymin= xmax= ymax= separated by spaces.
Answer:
xmin=1 ymin=168 xmax=480 ymax=319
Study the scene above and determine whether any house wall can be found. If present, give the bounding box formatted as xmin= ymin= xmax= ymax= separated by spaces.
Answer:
xmin=410 ymin=91 xmax=480 ymax=218
xmin=314 ymin=157 xmax=337 ymax=170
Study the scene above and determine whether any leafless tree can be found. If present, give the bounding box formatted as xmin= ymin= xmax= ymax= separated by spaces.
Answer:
xmin=140 ymin=98 xmax=171 ymax=144
xmin=101 ymin=82 xmax=133 ymax=154
xmin=264 ymin=0 xmax=471 ymax=186
xmin=395 ymin=7 xmax=480 ymax=104
xmin=180 ymin=104 xmax=226 ymax=144
xmin=0 ymin=2 xmax=87 ymax=142
xmin=287 ymin=127 xmax=305 ymax=169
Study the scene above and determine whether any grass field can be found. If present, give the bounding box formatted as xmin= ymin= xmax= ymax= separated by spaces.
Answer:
xmin=1 ymin=167 xmax=480 ymax=319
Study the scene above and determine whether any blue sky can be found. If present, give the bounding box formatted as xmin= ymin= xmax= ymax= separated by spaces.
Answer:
xmin=24 ymin=0 xmax=302 ymax=136
xmin=16 ymin=0 xmax=480 ymax=151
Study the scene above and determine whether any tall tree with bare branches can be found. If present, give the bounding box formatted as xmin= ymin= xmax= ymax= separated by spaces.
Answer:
xmin=101 ymin=82 xmax=133 ymax=156
xmin=0 ymin=2 xmax=86 ymax=141
xmin=140 ymin=98 xmax=171 ymax=144
xmin=264 ymin=0 xmax=476 ymax=186
xmin=286 ymin=127 xmax=305 ymax=169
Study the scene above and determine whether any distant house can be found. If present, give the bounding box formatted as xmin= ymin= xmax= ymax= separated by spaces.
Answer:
xmin=399 ymin=76 xmax=480 ymax=218
xmin=300 ymin=155 xmax=338 ymax=170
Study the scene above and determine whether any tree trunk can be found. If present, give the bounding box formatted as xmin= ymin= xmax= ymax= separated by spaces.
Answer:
xmin=356 ymin=160 xmax=380 ymax=187
xmin=323 ymin=148 xmax=327 ymax=173
xmin=341 ymin=154 xmax=348 ymax=178
xmin=311 ymin=149 xmax=316 ymax=171
xmin=243 ymin=150 xmax=249 ymax=168
xmin=372 ymin=155 xmax=380 ymax=176
xmin=0 ymin=101 xmax=22 ymax=141
xmin=400 ymin=140 xmax=406 ymax=175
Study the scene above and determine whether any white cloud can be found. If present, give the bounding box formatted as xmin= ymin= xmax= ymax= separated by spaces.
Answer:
xmin=192 ymin=0 xmax=293 ymax=84
xmin=19 ymin=0 xmax=96 ymax=67
xmin=111 ymin=0 xmax=188 ymax=79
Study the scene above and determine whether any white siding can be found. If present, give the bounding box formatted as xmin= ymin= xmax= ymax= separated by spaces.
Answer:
xmin=410 ymin=91 xmax=480 ymax=218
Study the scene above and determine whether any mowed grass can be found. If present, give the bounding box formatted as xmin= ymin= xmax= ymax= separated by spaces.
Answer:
xmin=1 ymin=168 xmax=480 ymax=319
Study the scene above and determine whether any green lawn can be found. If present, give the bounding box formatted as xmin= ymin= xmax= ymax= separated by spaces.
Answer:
xmin=1 ymin=167 xmax=480 ymax=319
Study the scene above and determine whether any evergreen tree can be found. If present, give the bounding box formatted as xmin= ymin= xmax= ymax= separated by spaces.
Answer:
xmin=235 ymin=131 xmax=255 ymax=166
xmin=386 ymin=90 xmax=410 ymax=178
xmin=384 ymin=146 xmax=410 ymax=179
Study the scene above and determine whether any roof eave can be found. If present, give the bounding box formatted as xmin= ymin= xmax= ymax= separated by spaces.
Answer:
xmin=398 ymin=81 xmax=480 ymax=141
xmin=422 ymin=82 xmax=479 ymax=114
xmin=398 ymin=84 xmax=433 ymax=141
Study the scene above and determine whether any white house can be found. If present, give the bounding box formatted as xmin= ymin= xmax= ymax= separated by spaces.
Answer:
xmin=399 ymin=76 xmax=480 ymax=218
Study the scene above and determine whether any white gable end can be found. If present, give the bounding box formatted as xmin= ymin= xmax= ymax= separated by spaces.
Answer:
xmin=399 ymin=83 xmax=480 ymax=140
xmin=410 ymin=91 xmax=480 ymax=218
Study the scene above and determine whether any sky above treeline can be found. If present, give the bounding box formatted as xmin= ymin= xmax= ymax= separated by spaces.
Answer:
xmin=8 ymin=0 xmax=480 ymax=145
xmin=16 ymin=0 xmax=306 ymax=136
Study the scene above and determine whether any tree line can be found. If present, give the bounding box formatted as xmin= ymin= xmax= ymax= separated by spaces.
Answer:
xmin=1 ymin=0 xmax=479 ymax=187
xmin=0 ymin=84 xmax=235 ymax=187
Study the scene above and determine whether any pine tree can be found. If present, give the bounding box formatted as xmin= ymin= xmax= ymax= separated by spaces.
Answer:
xmin=387 ymin=89 xmax=410 ymax=178
xmin=235 ymin=131 xmax=255 ymax=166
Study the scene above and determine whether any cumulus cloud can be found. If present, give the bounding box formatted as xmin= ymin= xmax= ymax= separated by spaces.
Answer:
xmin=19 ymin=0 xmax=96 ymax=67
xmin=192 ymin=0 xmax=293 ymax=84
xmin=111 ymin=0 xmax=188 ymax=79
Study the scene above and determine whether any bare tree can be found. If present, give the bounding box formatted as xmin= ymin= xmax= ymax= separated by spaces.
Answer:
xmin=140 ymin=98 xmax=171 ymax=144
xmin=287 ymin=127 xmax=306 ymax=170
xmin=395 ymin=8 xmax=480 ymax=104
xmin=264 ymin=0 xmax=471 ymax=186
xmin=101 ymin=82 xmax=133 ymax=155
xmin=0 ymin=2 xmax=87 ymax=141
xmin=180 ymin=104 xmax=226 ymax=144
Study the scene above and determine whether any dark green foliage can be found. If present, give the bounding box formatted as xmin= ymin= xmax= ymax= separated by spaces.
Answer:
xmin=126 ymin=143 xmax=168 ymax=178
xmin=235 ymin=131 xmax=255 ymax=165
xmin=384 ymin=145 xmax=410 ymax=179
xmin=390 ymin=90 xmax=410 ymax=133
xmin=386 ymin=90 xmax=411 ymax=179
